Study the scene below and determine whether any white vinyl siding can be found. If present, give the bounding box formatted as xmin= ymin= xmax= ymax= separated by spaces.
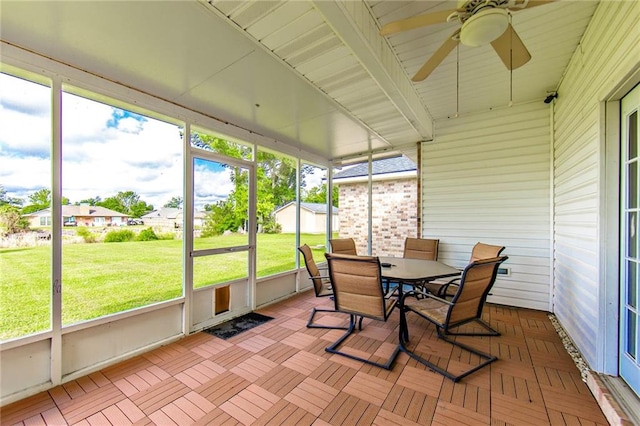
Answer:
xmin=553 ymin=1 xmax=640 ymax=370
xmin=423 ymin=102 xmax=551 ymax=311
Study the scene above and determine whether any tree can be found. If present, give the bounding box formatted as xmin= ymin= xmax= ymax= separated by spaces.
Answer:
xmin=97 ymin=196 xmax=125 ymax=214
xmin=29 ymin=188 xmax=51 ymax=206
xmin=76 ymin=196 xmax=101 ymax=206
xmin=129 ymin=200 xmax=154 ymax=218
xmin=21 ymin=188 xmax=51 ymax=214
xmin=0 ymin=185 xmax=23 ymax=208
xmin=193 ymin=133 xmax=315 ymax=234
xmin=164 ymin=196 xmax=183 ymax=209
xmin=116 ymin=191 xmax=140 ymax=213
xmin=97 ymin=191 xmax=153 ymax=217
xmin=303 ymin=184 xmax=338 ymax=207
xmin=20 ymin=188 xmax=69 ymax=214
xmin=202 ymin=200 xmax=241 ymax=236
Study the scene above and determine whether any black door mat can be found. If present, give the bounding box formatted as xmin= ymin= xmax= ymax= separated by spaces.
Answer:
xmin=202 ymin=312 xmax=274 ymax=340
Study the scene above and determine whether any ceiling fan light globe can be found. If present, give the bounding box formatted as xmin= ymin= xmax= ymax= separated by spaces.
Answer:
xmin=460 ymin=8 xmax=509 ymax=47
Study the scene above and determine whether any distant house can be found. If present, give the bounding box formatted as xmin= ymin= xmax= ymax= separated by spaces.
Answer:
xmin=274 ymin=202 xmax=338 ymax=234
xmin=142 ymin=208 xmax=205 ymax=229
xmin=333 ymin=156 xmax=417 ymax=256
xmin=25 ymin=205 xmax=129 ymax=227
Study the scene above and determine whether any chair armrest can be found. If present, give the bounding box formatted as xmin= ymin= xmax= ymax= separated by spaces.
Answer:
xmin=422 ymin=292 xmax=454 ymax=306
xmin=400 ymin=289 xmax=454 ymax=306
xmin=308 ymin=275 xmax=330 ymax=281
xmin=429 ymin=276 xmax=460 ymax=285
xmin=435 ymin=277 xmax=461 ymax=297
xmin=384 ymin=286 xmax=399 ymax=299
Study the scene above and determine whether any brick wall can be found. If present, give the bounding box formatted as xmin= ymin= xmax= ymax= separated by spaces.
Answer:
xmin=338 ymin=178 xmax=418 ymax=257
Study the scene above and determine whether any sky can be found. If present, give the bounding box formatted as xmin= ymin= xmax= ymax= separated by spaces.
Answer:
xmin=1 ymin=72 xmax=325 ymax=212
xmin=0 ymin=73 xmax=241 ymax=210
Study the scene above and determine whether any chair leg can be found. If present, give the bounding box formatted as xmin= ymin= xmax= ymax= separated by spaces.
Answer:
xmin=384 ymin=279 xmax=399 ymax=295
xmin=399 ymin=306 xmax=410 ymax=344
xmin=398 ymin=310 xmax=497 ymax=382
xmin=307 ymin=307 xmax=349 ymax=330
xmin=326 ymin=314 xmax=400 ymax=370
xmin=443 ymin=318 xmax=500 ymax=336
xmin=438 ymin=333 xmax=497 ymax=381
xmin=412 ymin=282 xmax=427 ymax=299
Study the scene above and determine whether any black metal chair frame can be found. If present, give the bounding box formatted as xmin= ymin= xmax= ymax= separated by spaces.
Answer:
xmin=399 ymin=256 xmax=508 ymax=382
xmin=326 ymin=313 xmax=400 ymax=370
xmin=324 ymin=253 xmax=401 ymax=370
xmin=298 ymin=245 xmax=349 ymax=330
xmin=430 ymin=243 xmax=505 ymax=298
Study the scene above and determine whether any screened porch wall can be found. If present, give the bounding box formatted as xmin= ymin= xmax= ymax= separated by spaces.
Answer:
xmin=552 ymin=0 xmax=640 ymax=371
xmin=422 ymin=101 xmax=552 ymax=312
xmin=0 ymin=45 xmax=326 ymax=405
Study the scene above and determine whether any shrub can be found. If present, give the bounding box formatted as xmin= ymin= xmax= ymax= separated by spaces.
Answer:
xmin=76 ymin=226 xmax=96 ymax=243
xmin=104 ymin=229 xmax=135 ymax=243
xmin=136 ymin=227 xmax=158 ymax=241
xmin=262 ymin=217 xmax=281 ymax=234
xmin=0 ymin=205 xmax=29 ymax=235
xmin=156 ymin=232 xmax=175 ymax=240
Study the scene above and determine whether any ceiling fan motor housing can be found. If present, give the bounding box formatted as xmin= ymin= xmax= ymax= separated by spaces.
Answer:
xmin=460 ymin=7 xmax=509 ymax=46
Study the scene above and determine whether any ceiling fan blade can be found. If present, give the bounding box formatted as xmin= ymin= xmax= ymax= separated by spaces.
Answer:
xmin=412 ymin=30 xmax=460 ymax=82
xmin=380 ymin=9 xmax=456 ymax=36
xmin=490 ymin=24 xmax=531 ymax=70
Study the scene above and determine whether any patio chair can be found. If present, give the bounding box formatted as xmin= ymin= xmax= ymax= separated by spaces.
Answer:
xmin=324 ymin=252 xmax=401 ymax=370
xmin=399 ymin=256 xmax=508 ymax=382
xmin=298 ymin=244 xmax=349 ymax=330
xmin=425 ymin=242 xmax=505 ymax=298
xmin=403 ymin=237 xmax=439 ymax=260
xmin=329 ymin=238 xmax=357 ymax=255
xmin=401 ymin=237 xmax=440 ymax=295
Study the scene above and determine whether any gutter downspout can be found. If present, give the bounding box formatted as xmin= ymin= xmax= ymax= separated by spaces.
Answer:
xmin=549 ymin=98 xmax=556 ymax=313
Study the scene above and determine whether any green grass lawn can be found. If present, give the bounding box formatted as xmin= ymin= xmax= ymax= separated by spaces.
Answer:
xmin=0 ymin=233 xmax=329 ymax=340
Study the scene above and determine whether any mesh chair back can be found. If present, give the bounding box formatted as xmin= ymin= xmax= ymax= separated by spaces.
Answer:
xmin=330 ymin=238 xmax=357 ymax=255
xmin=447 ymin=256 xmax=507 ymax=326
xmin=298 ymin=244 xmax=324 ymax=297
xmin=325 ymin=253 xmax=387 ymax=320
xmin=470 ymin=243 xmax=505 ymax=262
xmin=404 ymin=238 xmax=439 ymax=260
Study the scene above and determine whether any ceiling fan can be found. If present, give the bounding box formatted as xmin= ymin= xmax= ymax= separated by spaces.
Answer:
xmin=379 ymin=0 xmax=556 ymax=82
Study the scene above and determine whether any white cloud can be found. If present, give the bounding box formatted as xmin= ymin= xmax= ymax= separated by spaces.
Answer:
xmin=117 ymin=116 xmax=144 ymax=134
xmin=61 ymin=93 xmax=118 ymax=145
xmin=60 ymin=110 xmax=183 ymax=208
xmin=303 ymin=166 xmax=325 ymax=190
xmin=193 ymin=164 xmax=234 ymax=210
xmin=0 ymin=74 xmax=51 ymax=155
xmin=1 ymin=73 xmax=323 ymax=211
xmin=1 ymin=74 xmax=184 ymax=208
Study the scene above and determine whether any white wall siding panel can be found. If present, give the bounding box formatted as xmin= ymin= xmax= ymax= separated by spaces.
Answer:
xmin=552 ymin=0 xmax=640 ymax=370
xmin=424 ymin=102 xmax=551 ymax=311
xmin=61 ymin=304 xmax=183 ymax=377
xmin=0 ymin=340 xmax=51 ymax=401
xmin=256 ymin=273 xmax=297 ymax=307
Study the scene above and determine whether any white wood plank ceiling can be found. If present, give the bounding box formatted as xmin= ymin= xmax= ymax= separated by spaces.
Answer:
xmin=0 ymin=0 xmax=599 ymax=164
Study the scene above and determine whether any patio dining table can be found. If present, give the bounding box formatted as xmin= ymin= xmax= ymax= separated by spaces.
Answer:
xmin=378 ymin=256 xmax=461 ymax=297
